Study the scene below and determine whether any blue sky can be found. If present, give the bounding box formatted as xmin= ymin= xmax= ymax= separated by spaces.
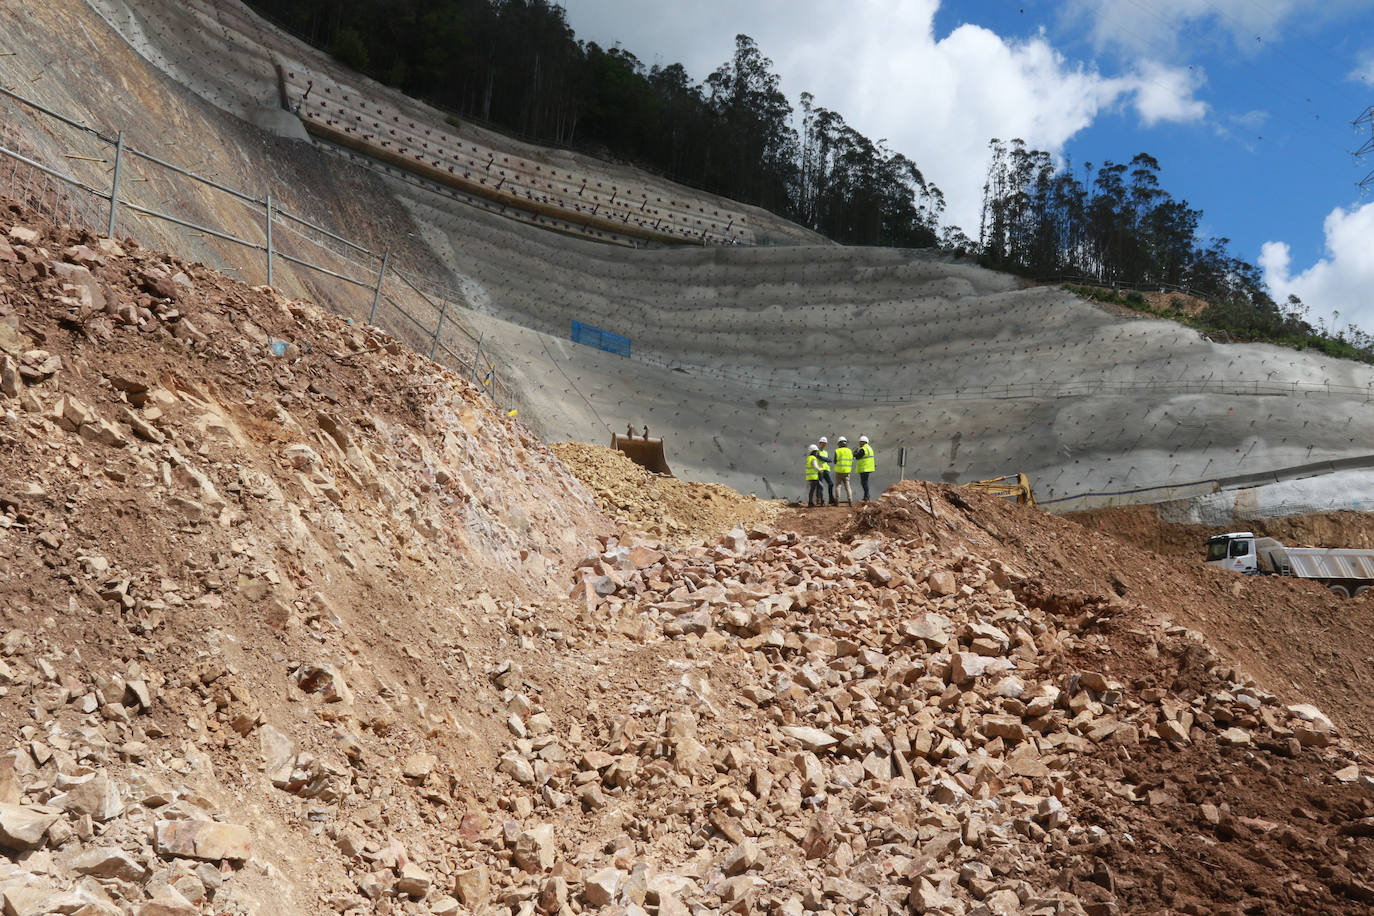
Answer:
xmin=560 ymin=0 xmax=1374 ymax=332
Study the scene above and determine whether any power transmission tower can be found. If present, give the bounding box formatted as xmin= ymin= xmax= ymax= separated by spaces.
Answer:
xmin=1358 ymin=106 xmax=1374 ymax=194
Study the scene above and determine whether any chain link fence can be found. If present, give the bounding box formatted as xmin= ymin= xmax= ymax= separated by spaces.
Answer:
xmin=0 ymin=85 xmax=514 ymax=411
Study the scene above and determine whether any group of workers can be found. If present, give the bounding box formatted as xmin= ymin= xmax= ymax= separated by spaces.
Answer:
xmin=805 ymin=435 xmax=876 ymax=506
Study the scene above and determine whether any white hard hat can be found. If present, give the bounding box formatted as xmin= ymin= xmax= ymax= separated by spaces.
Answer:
xmin=808 ymin=443 xmax=818 ymax=451
xmin=837 ymin=435 xmax=847 ymax=442
xmin=859 ymin=435 xmax=869 ymax=443
xmin=818 ymin=436 xmax=828 ymax=443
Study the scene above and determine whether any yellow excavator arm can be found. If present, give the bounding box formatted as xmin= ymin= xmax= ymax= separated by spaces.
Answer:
xmin=963 ymin=473 xmax=1036 ymax=506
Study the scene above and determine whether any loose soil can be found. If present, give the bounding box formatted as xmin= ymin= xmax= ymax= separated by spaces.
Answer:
xmin=550 ymin=441 xmax=781 ymax=544
xmin=8 ymin=198 xmax=1374 ymax=915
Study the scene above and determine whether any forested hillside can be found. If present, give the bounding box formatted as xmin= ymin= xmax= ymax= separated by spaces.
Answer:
xmin=978 ymin=140 xmax=1373 ymax=361
xmin=247 ymin=0 xmax=1372 ymax=361
xmin=247 ymin=0 xmax=946 ymax=247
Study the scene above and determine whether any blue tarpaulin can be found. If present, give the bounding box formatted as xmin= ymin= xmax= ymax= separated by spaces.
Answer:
xmin=571 ymin=320 xmax=631 ymax=357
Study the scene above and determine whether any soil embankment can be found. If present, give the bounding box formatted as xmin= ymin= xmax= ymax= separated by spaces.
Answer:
xmin=6 ymin=201 xmax=1374 ymax=914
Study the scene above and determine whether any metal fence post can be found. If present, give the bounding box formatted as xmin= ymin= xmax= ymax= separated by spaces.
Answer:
xmin=265 ymin=193 xmax=274 ymax=288
xmin=430 ymin=298 xmax=448 ymax=359
xmin=472 ymin=333 xmax=484 ymax=387
xmin=368 ymin=251 xmax=389 ymax=325
xmin=106 ymin=131 xmax=124 ymax=237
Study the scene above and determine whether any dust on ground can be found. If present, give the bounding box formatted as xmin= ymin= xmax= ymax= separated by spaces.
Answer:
xmin=550 ymin=441 xmax=781 ymax=544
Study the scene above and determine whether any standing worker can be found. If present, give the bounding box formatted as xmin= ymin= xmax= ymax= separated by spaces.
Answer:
xmin=833 ymin=436 xmax=855 ymax=506
xmin=816 ymin=436 xmax=837 ymax=506
xmin=805 ymin=444 xmax=824 ymax=507
xmin=855 ymin=435 xmax=876 ymax=501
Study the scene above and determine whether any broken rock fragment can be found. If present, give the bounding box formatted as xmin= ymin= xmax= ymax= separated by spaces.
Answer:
xmin=154 ymin=819 xmax=252 ymax=862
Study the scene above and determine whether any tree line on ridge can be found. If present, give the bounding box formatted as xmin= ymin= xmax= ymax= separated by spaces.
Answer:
xmin=247 ymin=0 xmax=1370 ymax=361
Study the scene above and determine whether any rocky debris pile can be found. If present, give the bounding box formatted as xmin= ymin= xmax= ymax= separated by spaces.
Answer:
xmin=0 ymin=204 xmax=610 ymax=913
xmin=877 ymin=482 xmax=1374 ymax=752
xmin=551 ymin=442 xmax=780 ymax=544
xmin=451 ymin=519 xmax=1374 ymax=916
xmin=0 ymin=625 xmax=264 ymax=915
xmin=3 ymin=198 xmax=1374 ymax=916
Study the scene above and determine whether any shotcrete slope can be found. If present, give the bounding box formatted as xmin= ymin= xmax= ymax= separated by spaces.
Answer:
xmin=5 ymin=0 xmax=1374 ymax=513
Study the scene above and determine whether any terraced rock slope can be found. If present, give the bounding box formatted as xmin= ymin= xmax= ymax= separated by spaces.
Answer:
xmin=3 ymin=0 xmax=1374 ymax=516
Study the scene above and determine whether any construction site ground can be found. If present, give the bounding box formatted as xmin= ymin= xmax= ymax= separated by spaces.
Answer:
xmin=6 ymin=197 xmax=1374 ymax=914
xmin=10 ymin=0 xmax=1374 ymax=516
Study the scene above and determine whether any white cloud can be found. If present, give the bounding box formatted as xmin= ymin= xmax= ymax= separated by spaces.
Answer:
xmin=792 ymin=5 xmax=1215 ymax=235
xmin=1124 ymin=60 xmax=1208 ymax=125
xmin=562 ymin=1 xmax=1208 ymax=236
xmin=1352 ymin=50 xmax=1374 ymax=83
xmin=1061 ymin=0 xmax=1355 ymax=56
xmin=1260 ymin=202 xmax=1374 ymax=332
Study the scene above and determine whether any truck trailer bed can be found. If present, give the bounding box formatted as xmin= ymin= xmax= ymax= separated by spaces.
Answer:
xmin=1275 ymin=547 xmax=1374 ymax=580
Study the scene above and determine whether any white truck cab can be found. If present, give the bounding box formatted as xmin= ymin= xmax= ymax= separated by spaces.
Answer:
xmin=1204 ymin=532 xmax=1257 ymax=574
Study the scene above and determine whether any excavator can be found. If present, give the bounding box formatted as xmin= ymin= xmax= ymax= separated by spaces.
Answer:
xmin=963 ymin=473 xmax=1036 ymax=507
xmin=612 ymin=424 xmax=673 ymax=476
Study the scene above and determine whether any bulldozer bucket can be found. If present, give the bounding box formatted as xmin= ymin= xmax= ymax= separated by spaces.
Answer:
xmin=612 ymin=434 xmax=674 ymax=476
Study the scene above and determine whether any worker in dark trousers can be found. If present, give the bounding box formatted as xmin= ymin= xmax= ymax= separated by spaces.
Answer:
xmin=856 ymin=435 xmax=876 ymax=501
xmin=833 ymin=436 xmax=855 ymax=505
xmin=805 ymin=444 xmax=823 ymax=507
xmin=816 ymin=436 xmax=837 ymax=505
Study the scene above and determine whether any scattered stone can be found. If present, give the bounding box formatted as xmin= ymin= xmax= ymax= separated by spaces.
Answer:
xmin=454 ymin=867 xmax=490 ymax=906
xmin=0 ymin=803 xmax=60 ymax=850
xmin=512 ymin=824 xmax=555 ymax=872
xmin=154 ymin=819 xmax=252 ymax=862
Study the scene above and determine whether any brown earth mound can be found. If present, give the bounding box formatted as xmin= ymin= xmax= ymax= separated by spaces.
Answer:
xmin=1071 ymin=503 xmax=1374 ymax=558
xmin=6 ymin=194 xmax=1374 ymax=916
xmin=874 ymin=485 xmax=1374 ymax=749
xmin=0 ymin=201 xmax=608 ymax=913
xmin=550 ymin=441 xmax=781 ymax=544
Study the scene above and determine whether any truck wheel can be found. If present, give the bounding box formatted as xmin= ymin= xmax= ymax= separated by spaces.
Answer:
xmin=1329 ymin=584 xmax=1352 ymax=598
xmin=1357 ymin=586 xmax=1372 ymax=597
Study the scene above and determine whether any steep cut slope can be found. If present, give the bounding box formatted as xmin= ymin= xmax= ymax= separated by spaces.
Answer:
xmin=4 ymin=0 xmax=1374 ymax=518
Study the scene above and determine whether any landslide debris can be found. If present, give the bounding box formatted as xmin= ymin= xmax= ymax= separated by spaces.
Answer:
xmin=550 ymin=441 xmax=781 ymax=544
xmin=0 ymin=202 xmax=608 ymax=914
xmin=3 ymin=195 xmax=1374 ymax=916
xmin=555 ymin=502 xmax=1374 ymax=915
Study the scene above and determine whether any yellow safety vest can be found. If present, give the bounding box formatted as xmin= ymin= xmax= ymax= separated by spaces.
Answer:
xmin=805 ymin=454 xmax=820 ymax=480
xmin=856 ymin=444 xmax=875 ymax=473
xmin=816 ymin=449 xmax=832 ymax=472
xmin=834 ymin=446 xmax=854 ymax=474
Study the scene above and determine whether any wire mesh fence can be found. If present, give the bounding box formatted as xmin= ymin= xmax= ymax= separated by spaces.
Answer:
xmin=0 ymin=85 xmax=513 ymax=411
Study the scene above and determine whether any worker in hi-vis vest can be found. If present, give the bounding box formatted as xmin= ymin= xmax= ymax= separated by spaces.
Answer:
xmin=833 ymin=436 xmax=855 ymax=506
xmin=805 ymin=444 xmax=824 ymax=507
xmin=815 ymin=436 xmax=837 ymax=505
xmin=855 ymin=435 xmax=876 ymax=501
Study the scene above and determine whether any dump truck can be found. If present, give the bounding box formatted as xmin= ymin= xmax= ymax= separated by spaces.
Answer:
xmin=1204 ymin=531 xmax=1374 ymax=597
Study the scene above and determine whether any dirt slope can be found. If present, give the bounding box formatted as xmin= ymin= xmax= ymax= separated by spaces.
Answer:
xmin=549 ymin=442 xmax=781 ymax=544
xmin=1063 ymin=503 xmax=1374 ymax=747
xmin=0 ymin=199 xmax=609 ymax=912
xmin=5 ymin=198 xmax=1374 ymax=915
